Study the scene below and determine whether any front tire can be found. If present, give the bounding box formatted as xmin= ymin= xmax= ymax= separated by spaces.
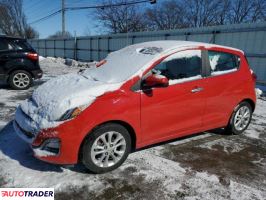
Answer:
xmin=8 ymin=70 xmax=33 ymax=90
xmin=82 ymin=123 xmax=131 ymax=173
xmin=225 ymin=101 xmax=252 ymax=135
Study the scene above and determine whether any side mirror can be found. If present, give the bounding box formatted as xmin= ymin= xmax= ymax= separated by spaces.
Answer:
xmin=143 ymin=74 xmax=169 ymax=88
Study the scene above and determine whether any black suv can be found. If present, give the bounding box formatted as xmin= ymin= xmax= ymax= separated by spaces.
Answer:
xmin=0 ymin=36 xmax=43 ymax=90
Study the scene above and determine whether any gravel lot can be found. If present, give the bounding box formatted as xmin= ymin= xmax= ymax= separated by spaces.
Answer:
xmin=0 ymin=57 xmax=265 ymax=200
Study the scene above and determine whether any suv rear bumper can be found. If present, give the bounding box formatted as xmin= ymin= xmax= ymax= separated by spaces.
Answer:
xmin=0 ymin=74 xmax=8 ymax=82
xmin=31 ymin=69 xmax=43 ymax=79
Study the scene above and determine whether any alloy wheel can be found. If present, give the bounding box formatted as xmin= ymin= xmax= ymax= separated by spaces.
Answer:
xmin=233 ymin=105 xmax=251 ymax=131
xmin=13 ymin=73 xmax=30 ymax=89
xmin=91 ymin=131 xmax=126 ymax=168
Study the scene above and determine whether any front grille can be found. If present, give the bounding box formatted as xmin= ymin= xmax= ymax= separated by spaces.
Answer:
xmin=15 ymin=121 xmax=34 ymax=138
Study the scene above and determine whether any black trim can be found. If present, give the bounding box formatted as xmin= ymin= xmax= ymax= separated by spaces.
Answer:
xmin=131 ymin=71 xmax=152 ymax=92
xmin=131 ymin=79 xmax=141 ymax=91
xmin=202 ymin=50 xmax=211 ymax=77
xmin=31 ymin=69 xmax=43 ymax=79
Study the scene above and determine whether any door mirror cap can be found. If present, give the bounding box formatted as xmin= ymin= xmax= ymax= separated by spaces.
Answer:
xmin=144 ymin=74 xmax=169 ymax=88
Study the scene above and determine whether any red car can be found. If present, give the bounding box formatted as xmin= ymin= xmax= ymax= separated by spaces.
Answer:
xmin=14 ymin=41 xmax=256 ymax=173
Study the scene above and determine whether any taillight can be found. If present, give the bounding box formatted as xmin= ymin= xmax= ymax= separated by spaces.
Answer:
xmin=250 ymin=69 xmax=257 ymax=81
xmin=26 ymin=52 xmax=38 ymax=61
xmin=96 ymin=59 xmax=106 ymax=67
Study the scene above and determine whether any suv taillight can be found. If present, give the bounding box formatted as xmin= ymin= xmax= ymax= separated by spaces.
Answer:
xmin=26 ymin=53 xmax=38 ymax=61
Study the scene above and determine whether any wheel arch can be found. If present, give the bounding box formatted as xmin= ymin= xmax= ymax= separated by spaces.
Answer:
xmin=78 ymin=120 xmax=137 ymax=162
xmin=7 ymin=67 xmax=34 ymax=80
xmin=240 ymin=98 xmax=256 ymax=112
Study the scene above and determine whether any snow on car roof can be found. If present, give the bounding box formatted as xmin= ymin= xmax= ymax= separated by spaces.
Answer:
xmin=132 ymin=40 xmax=243 ymax=54
xmin=83 ymin=40 xmax=242 ymax=84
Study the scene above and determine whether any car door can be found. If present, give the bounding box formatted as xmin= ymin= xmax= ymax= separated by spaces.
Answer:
xmin=140 ymin=49 xmax=207 ymax=144
xmin=202 ymin=49 xmax=242 ymax=129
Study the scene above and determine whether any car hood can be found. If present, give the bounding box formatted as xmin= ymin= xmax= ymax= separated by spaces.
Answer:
xmin=18 ymin=73 xmax=121 ymax=130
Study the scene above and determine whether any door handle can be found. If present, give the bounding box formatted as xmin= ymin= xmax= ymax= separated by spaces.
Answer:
xmin=191 ymin=87 xmax=204 ymax=93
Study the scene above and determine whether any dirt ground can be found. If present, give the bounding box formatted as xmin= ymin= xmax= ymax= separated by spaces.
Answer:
xmin=0 ymin=58 xmax=265 ymax=200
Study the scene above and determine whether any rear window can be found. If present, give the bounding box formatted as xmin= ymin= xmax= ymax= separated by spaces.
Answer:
xmin=208 ymin=51 xmax=240 ymax=75
xmin=12 ymin=40 xmax=34 ymax=50
xmin=0 ymin=39 xmax=13 ymax=51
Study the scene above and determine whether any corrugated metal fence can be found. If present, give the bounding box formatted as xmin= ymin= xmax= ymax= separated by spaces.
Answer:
xmin=29 ymin=22 xmax=266 ymax=83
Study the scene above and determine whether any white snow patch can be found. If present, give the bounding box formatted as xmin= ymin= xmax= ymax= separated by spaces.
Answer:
xmin=255 ymin=88 xmax=263 ymax=97
xmin=33 ymin=148 xmax=57 ymax=157
xmin=198 ymin=138 xmax=245 ymax=154
xmin=209 ymin=54 xmax=220 ymax=70
xmin=38 ymin=56 xmax=45 ymax=61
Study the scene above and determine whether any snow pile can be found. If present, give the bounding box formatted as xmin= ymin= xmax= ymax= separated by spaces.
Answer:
xmin=38 ymin=56 xmax=45 ymax=61
xmin=255 ymin=88 xmax=263 ymax=98
xmin=39 ymin=56 xmax=96 ymax=68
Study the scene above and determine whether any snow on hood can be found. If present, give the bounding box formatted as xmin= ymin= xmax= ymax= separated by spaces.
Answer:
xmin=18 ymin=73 xmax=121 ymax=131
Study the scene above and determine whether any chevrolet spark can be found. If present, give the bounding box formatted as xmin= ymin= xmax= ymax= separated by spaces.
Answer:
xmin=14 ymin=41 xmax=256 ymax=173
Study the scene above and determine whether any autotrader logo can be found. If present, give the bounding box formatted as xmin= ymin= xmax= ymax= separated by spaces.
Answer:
xmin=0 ymin=188 xmax=54 ymax=200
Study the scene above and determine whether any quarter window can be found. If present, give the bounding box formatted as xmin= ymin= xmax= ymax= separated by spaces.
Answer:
xmin=208 ymin=51 xmax=240 ymax=75
xmin=153 ymin=50 xmax=202 ymax=84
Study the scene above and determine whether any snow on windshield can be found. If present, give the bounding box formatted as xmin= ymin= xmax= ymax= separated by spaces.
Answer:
xmin=82 ymin=44 xmax=166 ymax=83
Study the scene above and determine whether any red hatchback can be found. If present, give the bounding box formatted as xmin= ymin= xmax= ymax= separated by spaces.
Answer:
xmin=14 ymin=41 xmax=256 ymax=173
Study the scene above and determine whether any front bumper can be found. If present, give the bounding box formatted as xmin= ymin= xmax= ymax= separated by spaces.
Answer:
xmin=13 ymin=105 xmax=86 ymax=165
xmin=14 ymin=118 xmax=81 ymax=165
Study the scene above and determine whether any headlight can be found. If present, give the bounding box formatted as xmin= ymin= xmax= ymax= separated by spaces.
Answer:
xmin=59 ymin=105 xmax=88 ymax=121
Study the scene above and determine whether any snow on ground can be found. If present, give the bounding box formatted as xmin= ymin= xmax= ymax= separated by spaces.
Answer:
xmin=0 ymin=58 xmax=266 ymax=199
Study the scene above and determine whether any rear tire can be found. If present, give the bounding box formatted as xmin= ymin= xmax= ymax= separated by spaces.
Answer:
xmin=82 ymin=123 xmax=131 ymax=173
xmin=225 ymin=101 xmax=252 ymax=135
xmin=8 ymin=70 xmax=32 ymax=90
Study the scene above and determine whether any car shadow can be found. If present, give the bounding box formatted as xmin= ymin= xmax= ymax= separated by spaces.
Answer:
xmin=0 ymin=122 xmax=64 ymax=172
xmin=134 ymin=128 xmax=229 ymax=153
xmin=0 ymin=82 xmax=9 ymax=89
xmin=0 ymin=121 xmax=95 ymax=174
xmin=0 ymin=120 xmax=229 ymax=174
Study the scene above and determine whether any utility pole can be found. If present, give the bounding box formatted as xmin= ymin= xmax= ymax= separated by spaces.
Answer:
xmin=62 ymin=0 xmax=65 ymax=34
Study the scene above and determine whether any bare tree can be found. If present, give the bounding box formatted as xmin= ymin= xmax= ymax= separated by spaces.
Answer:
xmin=228 ymin=0 xmax=255 ymax=23
xmin=183 ymin=0 xmax=228 ymax=27
xmin=92 ymin=0 xmax=266 ymax=33
xmin=0 ymin=0 xmax=39 ymax=38
xmin=145 ymin=0 xmax=188 ymax=30
xmin=24 ymin=26 xmax=39 ymax=39
xmin=94 ymin=0 xmax=147 ymax=33
xmin=48 ymin=31 xmax=73 ymax=39
xmin=228 ymin=0 xmax=266 ymax=23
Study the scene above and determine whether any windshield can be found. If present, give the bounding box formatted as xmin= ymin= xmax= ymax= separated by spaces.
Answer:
xmin=82 ymin=44 xmax=163 ymax=83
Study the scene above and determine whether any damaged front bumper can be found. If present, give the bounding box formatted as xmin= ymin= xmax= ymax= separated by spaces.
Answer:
xmin=13 ymin=106 xmax=84 ymax=165
xmin=13 ymin=120 xmax=60 ymax=157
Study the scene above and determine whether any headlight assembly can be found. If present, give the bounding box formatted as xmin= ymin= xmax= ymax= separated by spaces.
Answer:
xmin=59 ymin=105 xmax=88 ymax=121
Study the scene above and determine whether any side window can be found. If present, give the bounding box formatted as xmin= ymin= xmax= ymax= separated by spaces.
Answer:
xmin=0 ymin=40 xmax=13 ymax=51
xmin=153 ymin=50 xmax=202 ymax=84
xmin=208 ymin=51 xmax=240 ymax=75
